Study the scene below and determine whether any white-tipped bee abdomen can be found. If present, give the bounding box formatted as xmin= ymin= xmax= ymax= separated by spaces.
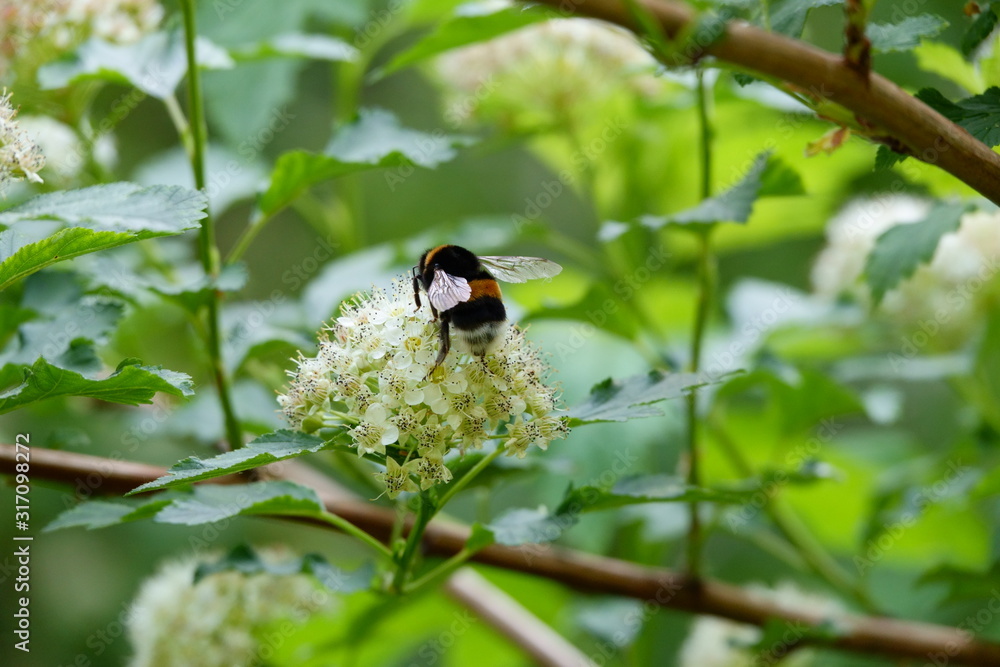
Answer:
xmin=455 ymin=320 xmax=508 ymax=356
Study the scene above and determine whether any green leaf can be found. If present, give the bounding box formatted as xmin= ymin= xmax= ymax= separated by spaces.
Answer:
xmin=864 ymin=201 xmax=967 ymax=304
xmin=962 ymin=5 xmax=998 ymax=56
xmin=566 ymin=370 xmax=711 ymax=426
xmin=558 ymin=475 xmax=745 ymax=515
xmin=0 ymin=184 xmax=206 ymax=291
xmin=44 ymin=497 xmax=175 ymax=531
xmin=913 ymin=43 xmax=984 ymax=93
xmin=867 ymin=15 xmax=947 ymax=53
xmin=128 ymin=430 xmax=329 ymax=494
xmin=524 ymin=282 xmax=641 ymax=341
xmin=0 ymin=357 xmax=193 ymax=414
xmin=150 ymin=263 xmax=248 ymax=313
xmin=377 ymin=5 xmax=551 ymax=78
xmin=916 ymin=87 xmax=1000 ymax=147
xmin=255 ymin=108 xmax=473 ymax=221
xmin=154 ymin=481 xmax=324 ymax=525
xmin=920 ymin=562 xmax=1000 ymax=604
xmin=769 ymin=0 xmax=842 ymax=38
xmin=38 ymin=31 xmax=233 ymax=99
xmin=641 ymin=152 xmax=802 ymax=227
xmin=195 ymin=544 xmax=374 ymax=592
xmin=485 ymin=506 xmax=569 ymax=546
xmin=874 ymin=145 xmax=907 ymax=171
xmin=466 ymin=523 xmax=497 ymax=552
xmin=231 ymin=33 xmax=358 ymax=62
xmin=0 ymin=183 xmax=208 ymax=230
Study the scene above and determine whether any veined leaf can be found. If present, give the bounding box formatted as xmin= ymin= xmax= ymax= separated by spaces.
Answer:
xmin=230 ymin=33 xmax=358 ymax=62
xmin=868 ymin=15 xmax=947 ymax=53
xmin=0 ymin=184 xmax=205 ymax=290
xmin=255 ymin=108 xmax=473 ymax=221
xmin=39 ymin=31 xmax=233 ymax=99
xmin=864 ymin=201 xmax=967 ymax=304
xmin=640 ymin=152 xmax=803 ymax=227
xmin=769 ymin=0 xmax=842 ymax=38
xmin=377 ymin=5 xmax=552 ymax=78
xmin=916 ymin=87 xmax=1000 ymax=147
xmin=484 ymin=506 xmax=569 ymax=546
xmin=566 ymin=370 xmax=711 ymax=426
xmin=153 ymin=481 xmax=324 ymax=524
xmin=0 ymin=358 xmax=193 ymax=414
xmin=195 ymin=544 xmax=374 ymax=593
xmin=128 ymin=430 xmax=329 ymax=494
xmin=48 ymin=481 xmax=328 ymax=530
xmin=558 ymin=475 xmax=746 ymax=515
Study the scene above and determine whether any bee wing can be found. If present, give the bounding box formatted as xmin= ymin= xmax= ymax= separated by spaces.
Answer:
xmin=478 ymin=255 xmax=563 ymax=283
xmin=428 ymin=269 xmax=472 ymax=311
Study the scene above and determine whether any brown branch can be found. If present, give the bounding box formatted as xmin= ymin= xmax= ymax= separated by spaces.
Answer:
xmin=4 ymin=445 xmax=1000 ymax=666
xmin=527 ymin=0 xmax=1000 ymax=206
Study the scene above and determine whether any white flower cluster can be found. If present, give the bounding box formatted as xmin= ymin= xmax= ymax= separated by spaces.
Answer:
xmin=278 ymin=282 xmax=568 ymax=498
xmin=1 ymin=0 xmax=163 ymax=76
xmin=127 ymin=548 xmax=334 ymax=667
xmin=436 ymin=15 xmax=663 ymax=125
xmin=678 ymin=582 xmax=845 ymax=667
xmin=812 ymin=196 xmax=1000 ymax=348
xmin=0 ymin=91 xmax=45 ymax=194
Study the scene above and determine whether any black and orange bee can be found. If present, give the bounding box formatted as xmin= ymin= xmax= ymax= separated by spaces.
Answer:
xmin=413 ymin=245 xmax=562 ymax=371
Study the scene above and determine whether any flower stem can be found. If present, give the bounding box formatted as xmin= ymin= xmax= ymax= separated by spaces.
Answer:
xmin=391 ymin=492 xmax=435 ymax=593
xmin=684 ymin=67 xmax=716 ymax=581
xmin=435 ymin=442 xmax=506 ymax=511
xmin=403 ymin=548 xmax=476 ymax=594
xmin=315 ymin=511 xmax=393 ymax=560
xmin=179 ymin=0 xmax=243 ymax=451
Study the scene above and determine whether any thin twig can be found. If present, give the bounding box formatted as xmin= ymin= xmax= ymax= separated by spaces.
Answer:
xmin=5 ymin=445 xmax=1000 ymax=666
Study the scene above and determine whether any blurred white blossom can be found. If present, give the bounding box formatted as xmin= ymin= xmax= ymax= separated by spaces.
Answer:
xmin=128 ymin=548 xmax=334 ymax=667
xmin=17 ymin=115 xmax=82 ymax=182
xmin=812 ymin=196 xmax=1000 ymax=347
xmin=0 ymin=91 xmax=45 ymax=193
xmin=278 ymin=281 xmax=568 ymax=498
xmin=1 ymin=0 xmax=163 ymax=76
xmin=435 ymin=14 xmax=663 ymax=127
xmin=679 ymin=582 xmax=844 ymax=667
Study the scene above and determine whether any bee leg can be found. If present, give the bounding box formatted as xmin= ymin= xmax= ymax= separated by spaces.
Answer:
xmin=412 ymin=270 xmax=422 ymax=311
xmin=428 ymin=317 xmax=451 ymax=376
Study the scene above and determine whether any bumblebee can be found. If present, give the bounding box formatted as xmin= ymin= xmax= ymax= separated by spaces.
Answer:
xmin=413 ymin=245 xmax=562 ymax=371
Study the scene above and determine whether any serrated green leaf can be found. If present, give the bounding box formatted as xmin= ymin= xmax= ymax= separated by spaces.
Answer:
xmin=485 ymin=506 xmax=569 ymax=546
xmin=44 ymin=498 xmax=174 ymax=531
xmin=255 ymin=109 xmax=473 ymax=221
xmin=867 ymin=15 xmax=947 ymax=53
xmin=913 ymin=42 xmax=984 ymax=93
xmin=38 ymin=31 xmax=233 ymax=99
xmin=154 ymin=481 xmax=324 ymax=525
xmin=566 ymin=370 xmax=710 ymax=426
xmin=0 ymin=183 xmax=207 ymax=231
xmin=558 ymin=475 xmax=745 ymax=515
xmin=0 ymin=357 xmax=193 ymax=414
xmin=864 ymin=202 xmax=967 ymax=304
xmin=916 ymin=87 xmax=1000 ymax=147
xmin=128 ymin=430 xmax=329 ymax=494
xmin=231 ymin=33 xmax=358 ymax=62
xmin=874 ymin=144 xmax=907 ymax=171
xmin=195 ymin=544 xmax=374 ymax=592
xmin=377 ymin=5 xmax=551 ymax=78
xmin=641 ymin=152 xmax=802 ymax=227
xmin=962 ymin=6 xmax=998 ymax=56
xmin=769 ymin=0 xmax=842 ymax=37
xmin=0 ymin=184 xmax=205 ymax=290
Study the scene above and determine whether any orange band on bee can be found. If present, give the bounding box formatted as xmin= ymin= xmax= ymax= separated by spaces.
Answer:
xmin=422 ymin=244 xmax=451 ymax=269
xmin=468 ymin=278 xmax=502 ymax=300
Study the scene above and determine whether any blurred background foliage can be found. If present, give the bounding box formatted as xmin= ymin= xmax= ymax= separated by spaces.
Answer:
xmin=2 ymin=0 xmax=1000 ymax=665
